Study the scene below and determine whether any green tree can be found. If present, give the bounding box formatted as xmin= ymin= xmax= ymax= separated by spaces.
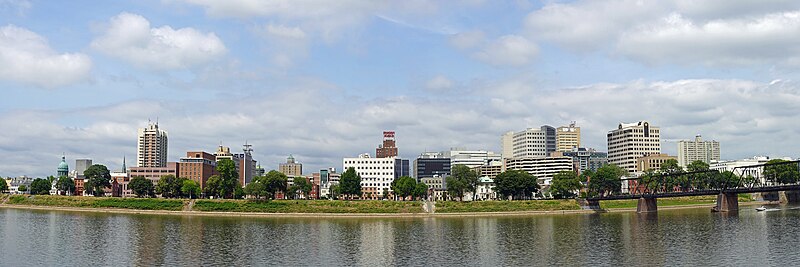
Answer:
xmin=156 ymin=175 xmax=186 ymax=198
xmin=764 ymin=159 xmax=800 ymax=185
xmin=30 ymin=178 xmax=51 ymax=195
xmin=181 ymin=179 xmax=201 ymax=199
xmin=446 ymin=164 xmax=479 ymax=201
xmin=244 ymin=179 xmax=267 ymax=199
xmin=84 ymin=164 xmax=111 ymax=197
xmin=494 ymin=170 xmax=539 ymax=200
xmin=216 ymin=159 xmax=239 ymax=198
xmin=18 ymin=184 xmax=27 ymax=193
xmin=0 ymin=179 xmax=8 ymax=193
xmin=413 ymin=182 xmax=429 ymax=200
xmin=686 ymin=160 xmax=710 ymax=172
xmin=293 ymin=177 xmax=313 ymax=198
xmin=588 ymin=164 xmax=626 ymax=197
xmin=55 ymin=176 xmax=75 ymax=195
xmin=129 ymin=176 xmax=154 ymax=198
xmin=550 ymin=171 xmax=582 ymax=199
xmin=204 ymin=175 xmax=222 ymax=198
xmin=234 ymin=186 xmax=245 ymax=199
xmin=390 ymin=176 xmax=417 ymax=200
xmin=330 ymin=184 xmax=341 ymax=200
xmin=262 ymin=171 xmax=288 ymax=199
xmin=339 ymin=167 xmax=362 ymax=199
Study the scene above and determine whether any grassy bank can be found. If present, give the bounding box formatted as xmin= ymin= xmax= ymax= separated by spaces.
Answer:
xmin=6 ymin=195 xmax=186 ymax=211
xmin=600 ymin=194 xmax=754 ymax=209
xmin=193 ymin=199 xmax=425 ymax=213
xmin=435 ymin=200 xmax=581 ymax=213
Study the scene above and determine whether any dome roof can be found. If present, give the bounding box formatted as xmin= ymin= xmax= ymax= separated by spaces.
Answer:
xmin=57 ymin=156 xmax=69 ymax=172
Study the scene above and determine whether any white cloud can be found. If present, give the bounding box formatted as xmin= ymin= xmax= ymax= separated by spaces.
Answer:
xmin=0 ymin=25 xmax=91 ymax=88
xmin=449 ymin=30 xmax=485 ymax=50
xmin=263 ymin=24 xmax=307 ymax=40
xmin=473 ymin=35 xmax=538 ymax=67
xmin=91 ymin=12 xmax=227 ymax=70
xmin=425 ymin=75 xmax=454 ymax=91
xmin=617 ymin=12 xmax=800 ymax=66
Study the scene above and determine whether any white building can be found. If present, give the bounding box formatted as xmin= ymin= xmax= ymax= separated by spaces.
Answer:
xmin=444 ymin=148 xmax=501 ymax=169
xmin=501 ymin=126 xmax=556 ymax=159
xmin=710 ymin=156 xmax=792 ymax=185
xmin=504 ymin=156 xmax=573 ymax=186
xmin=137 ymin=121 xmax=168 ymax=168
xmin=343 ymin=153 xmax=409 ymax=199
xmin=677 ymin=135 xmax=720 ymax=167
xmin=607 ymin=121 xmax=661 ymax=173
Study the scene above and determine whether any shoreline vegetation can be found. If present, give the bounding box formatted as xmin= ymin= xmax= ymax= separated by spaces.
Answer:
xmin=0 ymin=194 xmax=761 ymax=217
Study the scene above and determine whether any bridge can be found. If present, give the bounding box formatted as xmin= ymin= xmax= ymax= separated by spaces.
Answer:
xmin=584 ymin=160 xmax=800 ymax=213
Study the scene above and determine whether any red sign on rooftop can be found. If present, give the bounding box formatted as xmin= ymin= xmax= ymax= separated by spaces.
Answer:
xmin=383 ymin=131 xmax=395 ymax=138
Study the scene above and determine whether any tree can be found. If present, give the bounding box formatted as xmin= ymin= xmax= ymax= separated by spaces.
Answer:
xmin=234 ymin=186 xmax=245 ymax=199
xmin=330 ymin=184 xmax=341 ymax=200
xmin=156 ymin=175 xmax=183 ymax=198
xmin=587 ymin=164 xmax=627 ymax=197
xmin=293 ymin=177 xmax=313 ymax=198
xmin=263 ymin=171 xmax=288 ymax=199
xmin=84 ymin=164 xmax=111 ymax=197
xmin=217 ymin=159 xmax=239 ymax=198
xmin=0 ymin=179 xmax=8 ymax=193
xmin=204 ymin=175 xmax=222 ymax=198
xmin=390 ymin=176 xmax=417 ymax=200
xmin=413 ymin=182 xmax=428 ymax=200
xmin=494 ymin=170 xmax=539 ymax=200
xmin=550 ymin=171 xmax=582 ymax=199
xmin=55 ymin=176 xmax=76 ymax=195
xmin=18 ymin=184 xmax=27 ymax=193
xmin=446 ymin=164 xmax=479 ymax=201
xmin=244 ymin=179 xmax=267 ymax=199
xmin=339 ymin=167 xmax=362 ymax=199
xmin=30 ymin=178 xmax=51 ymax=195
xmin=181 ymin=179 xmax=201 ymax=199
xmin=686 ymin=160 xmax=710 ymax=172
xmin=129 ymin=176 xmax=154 ymax=198
xmin=764 ymin=159 xmax=800 ymax=185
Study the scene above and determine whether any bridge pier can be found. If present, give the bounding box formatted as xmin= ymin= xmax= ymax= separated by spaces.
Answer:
xmin=636 ymin=197 xmax=657 ymax=213
xmin=577 ymin=199 xmax=601 ymax=210
xmin=780 ymin=190 xmax=800 ymax=204
xmin=713 ymin=193 xmax=738 ymax=212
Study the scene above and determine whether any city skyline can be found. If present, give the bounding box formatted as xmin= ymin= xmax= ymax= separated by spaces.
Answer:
xmin=3 ymin=1 xmax=800 ymax=177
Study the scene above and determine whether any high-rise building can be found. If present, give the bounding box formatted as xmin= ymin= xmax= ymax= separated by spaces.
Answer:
xmin=376 ymin=131 xmax=398 ymax=158
xmin=57 ymin=154 xmax=69 ymax=177
xmin=179 ymin=151 xmax=217 ymax=189
xmin=504 ymin=156 xmax=573 ymax=185
xmin=559 ymin=147 xmax=608 ymax=174
xmin=677 ymin=135 xmax=721 ymax=167
xmin=607 ymin=121 xmax=661 ymax=173
xmin=556 ymin=122 xmax=581 ymax=152
xmin=343 ymin=153 xmax=409 ymax=199
xmin=213 ymin=144 xmax=257 ymax=186
xmin=279 ymin=155 xmax=303 ymax=176
xmin=137 ymin=122 xmax=168 ymax=168
xmin=501 ymin=125 xmax=557 ymax=159
xmin=444 ymin=148 xmax=502 ymax=169
xmin=413 ymin=152 xmax=451 ymax=179
xmin=74 ymin=159 xmax=92 ymax=179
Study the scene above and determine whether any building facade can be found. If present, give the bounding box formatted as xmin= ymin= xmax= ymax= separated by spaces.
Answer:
xmin=504 ymin=156 xmax=573 ymax=186
xmin=475 ymin=161 xmax=503 ymax=179
xmin=343 ymin=154 xmax=409 ymax=199
xmin=129 ymin=162 xmax=180 ymax=183
xmin=710 ymin=156 xmax=791 ymax=185
xmin=636 ymin=153 xmax=677 ymax=172
xmin=502 ymin=125 xmax=556 ymax=159
xmin=376 ymin=131 xmax=398 ymax=158
xmin=559 ymin=147 xmax=608 ymax=174
xmin=178 ymin=151 xmax=216 ymax=189
xmin=57 ymin=155 xmax=69 ymax=177
xmin=677 ymin=135 xmax=721 ymax=167
xmin=279 ymin=155 xmax=303 ymax=176
xmin=607 ymin=121 xmax=661 ymax=173
xmin=556 ymin=122 xmax=581 ymax=152
xmin=444 ymin=148 xmax=502 ymax=169
xmin=137 ymin=122 xmax=168 ymax=168
xmin=413 ymin=152 xmax=451 ymax=179
xmin=214 ymin=144 xmax=257 ymax=186
xmin=73 ymin=159 xmax=92 ymax=179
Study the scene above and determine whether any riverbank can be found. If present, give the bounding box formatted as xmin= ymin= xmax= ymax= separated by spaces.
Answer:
xmin=0 ymin=194 xmax=764 ymax=218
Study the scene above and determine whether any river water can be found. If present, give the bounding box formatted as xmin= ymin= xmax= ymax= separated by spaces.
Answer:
xmin=1 ymin=205 xmax=799 ymax=266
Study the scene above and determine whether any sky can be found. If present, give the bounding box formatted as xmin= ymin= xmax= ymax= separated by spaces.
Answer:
xmin=2 ymin=0 xmax=800 ymax=178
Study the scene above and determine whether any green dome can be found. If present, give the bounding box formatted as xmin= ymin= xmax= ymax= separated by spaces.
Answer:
xmin=57 ymin=156 xmax=69 ymax=172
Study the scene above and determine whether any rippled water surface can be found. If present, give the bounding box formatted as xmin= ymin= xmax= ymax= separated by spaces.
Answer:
xmin=1 ymin=206 xmax=799 ymax=266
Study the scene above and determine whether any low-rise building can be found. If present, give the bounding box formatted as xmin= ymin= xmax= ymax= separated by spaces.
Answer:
xmin=178 ymin=152 xmax=216 ymax=189
xmin=559 ymin=147 xmax=608 ymax=174
xmin=636 ymin=153 xmax=677 ymax=173
xmin=343 ymin=153 xmax=409 ymax=199
xmin=710 ymin=156 xmax=792 ymax=185
xmin=475 ymin=161 xmax=503 ymax=179
xmin=504 ymin=156 xmax=573 ymax=186
xmin=130 ymin=162 xmax=180 ymax=183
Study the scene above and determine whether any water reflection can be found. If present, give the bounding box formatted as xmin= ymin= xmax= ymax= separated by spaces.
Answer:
xmin=2 ymin=207 xmax=800 ymax=266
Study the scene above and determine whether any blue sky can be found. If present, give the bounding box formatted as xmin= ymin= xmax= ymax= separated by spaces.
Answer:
xmin=2 ymin=0 xmax=800 ymax=177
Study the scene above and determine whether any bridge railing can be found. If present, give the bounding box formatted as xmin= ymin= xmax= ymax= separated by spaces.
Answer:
xmin=590 ymin=160 xmax=800 ymax=199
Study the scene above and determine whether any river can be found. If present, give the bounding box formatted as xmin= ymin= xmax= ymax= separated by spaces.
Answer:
xmin=1 ymin=205 xmax=798 ymax=266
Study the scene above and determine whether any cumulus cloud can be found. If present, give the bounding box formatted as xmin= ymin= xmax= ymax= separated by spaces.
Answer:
xmin=0 ymin=25 xmax=91 ymax=88
xmin=91 ymin=12 xmax=226 ymax=70
xmin=473 ymin=35 xmax=538 ymax=67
